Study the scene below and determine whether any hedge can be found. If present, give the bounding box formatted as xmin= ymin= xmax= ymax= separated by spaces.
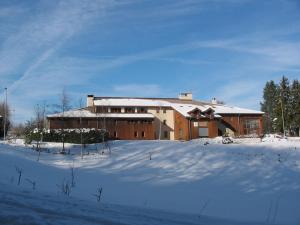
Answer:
xmin=25 ymin=129 xmax=109 ymax=144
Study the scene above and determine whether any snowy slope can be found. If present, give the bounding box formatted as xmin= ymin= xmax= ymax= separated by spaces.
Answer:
xmin=0 ymin=182 xmax=268 ymax=225
xmin=1 ymin=138 xmax=300 ymax=224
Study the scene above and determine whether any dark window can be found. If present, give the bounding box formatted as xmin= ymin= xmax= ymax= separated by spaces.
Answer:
xmin=164 ymin=131 xmax=168 ymax=139
xmin=111 ymin=107 xmax=121 ymax=113
xmin=163 ymin=109 xmax=167 ymax=114
xmin=156 ymin=108 xmax=160 ymax=113
xmin=125 ymin=107 xmax=135 ymax=113
xmin=163 ymin=120 xmax=167 ymax=125
xmin=114 ymin=131 xmax=117 ymax=138
xmin=134 ymin=131 xmax=138 ymax=138
xmin=141 ymin=131 xmax=145 ymax=138
xmin=96 ymin=107 xmax=108 ymax=113
xmin=138 ymin=107 xmax=148 ymax=113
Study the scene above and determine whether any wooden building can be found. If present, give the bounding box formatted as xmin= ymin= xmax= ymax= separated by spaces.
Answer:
xmin=47 ymin=93 xmax=264 ymax=140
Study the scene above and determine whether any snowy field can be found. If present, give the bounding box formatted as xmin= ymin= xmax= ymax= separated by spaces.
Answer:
xmin=0 ymin=137 xmax=300 ymax=225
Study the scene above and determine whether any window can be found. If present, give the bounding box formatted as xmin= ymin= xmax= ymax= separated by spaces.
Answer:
xmin=199 ymin=121 xmax=208 ymax=127
xmin=163 ymin=120 xmax=167 ymax=125
xmin=96 ymin=107 xmax=108 ymax=113
xmin=138 ymin=107 xmax=147 ymax=113
xmin=244 ymin=119 xmax=259 ymax=135
xmin=111 ymin=107 xmax=121 ymax=113
xmin=113 ymin=131 xmax=117 ymax=138
xmin=163 ymin=109 xmax=167 ymax=114
xmin=164 ymin=131 xmax=168 ymax=139
xmin=134 ymin=131 xmax=138 ymax=138
xmin=125 ymin=107 xmax=135 ymax=113
xmin=179 ymin=129 xmax=183 ymax=139
xmin=141 ymin=131 xmax=145 ymax=138
xmin=156 ymin=108 xmax=160 ymax=113
xmin=199 ymin=127 xmax=209 ymax=137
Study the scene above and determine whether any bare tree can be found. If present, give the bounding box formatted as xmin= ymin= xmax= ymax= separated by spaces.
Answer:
xmin=93 ymin=187 xmax=103 ymax=202
xmin=54 ymin=88 xmax=71 ymax=154
xmin=57 ymin=179 xmax=72 ymax=196
xmin=15 ymin=166 xmax=23 ymax=186
xmin=70 ymin=161 xmax=76 ymax=188
xmin=26 ymin=178 xmax=36 ymax=190
xmin=78 ymin=98 xmax=84 ymax=159
xmin=33 ymin=102 xmax=48 ymax=161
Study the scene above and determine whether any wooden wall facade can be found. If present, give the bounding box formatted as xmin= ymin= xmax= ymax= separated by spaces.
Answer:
xmin=48 ymin=118 xmax=155 ymax=140
xmin=48 ymin=113 xmax=263 ymax=141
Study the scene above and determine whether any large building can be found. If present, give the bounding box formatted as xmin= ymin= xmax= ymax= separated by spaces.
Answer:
xmin=47 ymin=93 xmax=264 ymax=140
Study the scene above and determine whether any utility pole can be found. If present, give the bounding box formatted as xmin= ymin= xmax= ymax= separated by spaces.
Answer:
xmin=3 ymin=87 xmax=7 ymax=141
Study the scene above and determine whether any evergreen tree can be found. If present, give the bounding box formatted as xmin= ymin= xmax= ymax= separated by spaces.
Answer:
xmin=261 ymin=80 xmax=278 ymax=133
xmin=290 ymin=80 xmax=300 ymax=135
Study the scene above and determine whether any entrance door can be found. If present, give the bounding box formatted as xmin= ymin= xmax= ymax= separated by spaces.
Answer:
xmin=199 ymin=127 xmax=208 ymax=137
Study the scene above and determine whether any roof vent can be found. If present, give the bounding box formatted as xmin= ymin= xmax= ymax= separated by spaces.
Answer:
xmin=178 ymin=92 xmax=193 ymax=100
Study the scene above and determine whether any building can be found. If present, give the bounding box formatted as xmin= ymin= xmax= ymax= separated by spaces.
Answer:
xmin=47 ymin=93 xmax=264 ymax=140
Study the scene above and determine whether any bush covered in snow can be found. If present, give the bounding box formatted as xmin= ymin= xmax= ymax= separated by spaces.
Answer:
xmin=25 ymin=128 xmax=109 ymax=144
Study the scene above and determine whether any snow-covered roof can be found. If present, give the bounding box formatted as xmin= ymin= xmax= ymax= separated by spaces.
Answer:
xmin=47 ymin=109 xmax=154 ymax=119
xmin=94 ymin=98 xmax=171 ymax=107
xmin=48 ymin=98 xmax=263 ymax=120
xmin=210 ymin=105 xmax=263 ymax=115
xmin=93 ymin=97 xmax=263 ymax=116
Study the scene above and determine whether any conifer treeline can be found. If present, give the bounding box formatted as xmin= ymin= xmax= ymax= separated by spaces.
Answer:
xmin=261 ymin=76 xmax=300 ymax=136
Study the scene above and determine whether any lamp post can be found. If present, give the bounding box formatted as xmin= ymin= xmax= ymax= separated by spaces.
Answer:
xmin=3 ymin=88 xmax=7 ymax=141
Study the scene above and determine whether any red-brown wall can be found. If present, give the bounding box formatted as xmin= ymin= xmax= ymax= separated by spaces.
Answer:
xmin=48 ymin=118 xmax=155 ymax=140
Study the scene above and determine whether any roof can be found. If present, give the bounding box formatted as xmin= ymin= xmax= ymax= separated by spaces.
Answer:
xmin=47 ymin=109 xmax=155 ymax=119
xmin=93 ymin=97 xmax=264 ymax=116
xmin=48 ymin=97 xmax=263 ymax=119
xmin=93 ymin=98 xmax=171 ymax=107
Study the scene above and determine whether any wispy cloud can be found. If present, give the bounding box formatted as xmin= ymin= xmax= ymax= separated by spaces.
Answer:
xmin=1 ymin=0 xmax=299 ymax=122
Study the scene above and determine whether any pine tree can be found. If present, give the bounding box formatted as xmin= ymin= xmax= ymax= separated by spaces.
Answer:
xmin=290 ymin=80 xmax=300 ymax=135
xmin=274 ymin=76 xmax=290 ymax=135
xmin=261 ymin=80 xmax=278 ymax=133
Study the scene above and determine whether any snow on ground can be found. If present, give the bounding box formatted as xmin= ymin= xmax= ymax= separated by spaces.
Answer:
xmin=0 ymin=137 xmax=300 ymax=224
xmin=0 ymin=182 xmax=267 ymax=225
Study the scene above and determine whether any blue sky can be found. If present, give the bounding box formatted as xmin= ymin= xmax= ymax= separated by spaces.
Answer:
xmin=0 ymin=0 xmax=300 ymax=122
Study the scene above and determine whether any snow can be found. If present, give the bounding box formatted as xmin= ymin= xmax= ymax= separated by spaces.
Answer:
xmin=93 ymin=98 xmax=264 ymax=116
xmin=1 ymin=138 xmax=300 ymax=224
xmin=47 ymin=109 xmax=154 ymax=118
xmin=0 ymin=183 xmax=266 ymax=225
xmin=211 ymin=104 xmax=264 ymax=115
xmin=93 ymin=98 xmax=171 ymax=107
xmin=48 ymin=98 xmax=263 ymax=120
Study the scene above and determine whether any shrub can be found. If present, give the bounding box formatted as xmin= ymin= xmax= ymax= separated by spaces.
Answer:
xmin=25 ymin=128 xmax=109 ymax=144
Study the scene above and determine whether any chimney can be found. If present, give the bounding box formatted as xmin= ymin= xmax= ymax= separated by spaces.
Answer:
xmin=178 ymin=92 xmax=193 ymax=100
xmin=211 ymin=97 xmax=218 ymax=104
xmin=87 ymin=95 xmax=94 ymax=107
